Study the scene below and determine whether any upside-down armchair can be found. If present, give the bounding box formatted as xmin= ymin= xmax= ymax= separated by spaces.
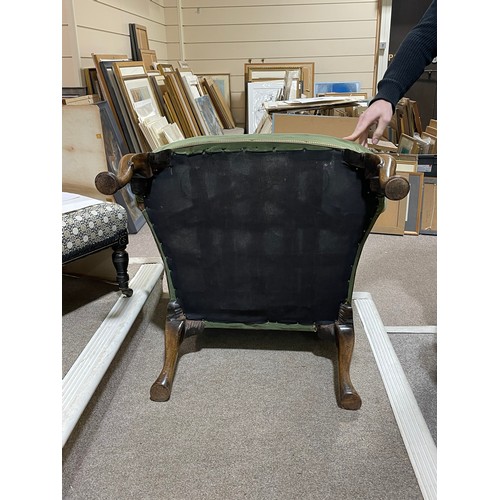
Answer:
xmin=95 ymin=134 xmax=408 ymax=409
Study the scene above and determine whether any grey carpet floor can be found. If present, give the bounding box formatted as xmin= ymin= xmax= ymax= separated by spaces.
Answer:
xmin=62 ymin=227 xmax=436 ymax=499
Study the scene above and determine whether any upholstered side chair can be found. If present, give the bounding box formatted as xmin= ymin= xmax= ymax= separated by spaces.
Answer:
xmin=62 ymin=193 xmax=133 ymax=297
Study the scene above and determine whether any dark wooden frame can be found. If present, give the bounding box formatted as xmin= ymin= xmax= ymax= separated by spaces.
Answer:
xmin=96 ymin=100 xmax=146 ymax=233
xmin=99 ymin=60 xmax=143 ymax=153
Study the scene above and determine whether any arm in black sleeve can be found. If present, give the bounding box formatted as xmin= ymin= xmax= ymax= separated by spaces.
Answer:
xmin=371 ymin=0 xmax=437 ymax=111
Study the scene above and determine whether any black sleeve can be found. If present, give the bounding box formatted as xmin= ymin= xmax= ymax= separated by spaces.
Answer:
xmin=371 ymin=0 xmax=437 ymax=111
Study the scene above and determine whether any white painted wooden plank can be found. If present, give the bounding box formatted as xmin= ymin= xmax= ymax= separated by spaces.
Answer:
xmin=129 ymin=257 xmax=162 ymax=265
xmin=77 ymin=34 xmax=131 ymax=65
xmin=184 ymin=38 xmax=375 ymax=60
xmin=353 ymin=292 xmax=437 ymax=500
xmin=62 ymin=263 xmax=164 ymax=447
xmin=187 ymin=55 xmax=375 ymax=75
xmin=386 ymin=326 xmax=437 ymax=334
xmin=182 ymin=20 xmax=377 ymax=43
xmin=183 ymin=0 xmax=370 ymax=6
xmin=181 ymin=4 xmax=377 ymax=25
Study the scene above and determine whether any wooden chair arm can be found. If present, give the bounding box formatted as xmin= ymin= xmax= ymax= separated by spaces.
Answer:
xmin=367 ymin=153 xmax=410 ymax=201
xmin=343 ymin=149 xmax=410 ymax=201
xmin=95 ymin=153 xmax=151 ymax=195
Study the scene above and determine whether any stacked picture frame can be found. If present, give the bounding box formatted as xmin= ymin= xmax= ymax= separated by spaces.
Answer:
xmin=199 ymin=76 xmax=236 ymax=129
xmin=91 ymin=53 xmax=237 ymax=151
xmin=243 ymin=62 xmax=315 ymax=133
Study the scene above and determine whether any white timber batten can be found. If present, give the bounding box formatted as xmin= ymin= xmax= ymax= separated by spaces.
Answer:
xmin=353 ymin=291 xmax=437 ymax=500
xmin=62 ymin=263 xmax=164 ymax=447
xmin=385 ymin=326 xmax=437 ymax=334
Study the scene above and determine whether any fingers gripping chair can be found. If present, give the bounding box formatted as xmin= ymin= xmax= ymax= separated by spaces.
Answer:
xmin=95 ymin=134 xmax=408 ymax=410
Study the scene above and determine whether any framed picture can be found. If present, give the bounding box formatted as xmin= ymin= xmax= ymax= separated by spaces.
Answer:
xmin=245 ymin=62 xmax=314 ymax=132
xmin=198 ymin=74 xmax=231 ymax=107
xmin=245 ymin=62 xmax=315 ymax=97
xmin=140 ymin=49 xmax=157 ymax=71
xmin=194 ymin=95 xmax=223 ymax=135
xmin=173 ymin=61 xmax=193 ymax=72
xmin=96 ymin=101 xmax=146 ymax=234
xmin=397 ymin=133 xmax=421 ymax=154
xmin=149 ymin=74 xmax=175 ymax=123
xmin=99 ymin=60 xmax=143 ymax=153
xmin=247 ymin=80 xmax=284 ymax=134
xmin=91 ymin=53 xmax=129 ymax=119
xmin=320 ymin=91 xmax=368 ymax=99
xmin=83 ymin=67 xmax=100 ymax=97
xmin=404 ymin=172 xmax=424 ymax=235
xmin=200 ymin=76 xmax=236 ymax=129
xmin=157 ymin=63 xmax=174 ymax=73
xmin=394 ymin=155 xmax=418 ymax=173
xmin=420 ymin=177 xmax=437 ymax=235
xmin=112 ymin=61 xmax=163 ymax=123
xmin=314 ymin=82 xmax=360 ymax=95
xmin=179 ymin=72 xmax=218 ymax=135
xmin=162 ymin=71 xmax=201 ymax=137
xmin=129 ymin=24 xmax=149 ymax=61
xmin=172 ymin=71 xmax=203 ymax=136
xmin=161 ymin=122 xmax=184 ymax=143
xmin=410 ymin=100 xmax=423 ymax=136
xmin=421 ymin=132 xmax=437 ymax=154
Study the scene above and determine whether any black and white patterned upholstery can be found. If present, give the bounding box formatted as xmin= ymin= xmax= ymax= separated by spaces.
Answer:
xmin=62 ymin=194 xmax=132 ymax=296
xmin=62 ymin=200 xmax=128 ymax=264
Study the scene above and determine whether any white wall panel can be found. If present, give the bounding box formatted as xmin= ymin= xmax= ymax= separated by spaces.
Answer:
xmin=185 ymin=39 xmax=375 ymax=61
xmin=77 ymin=26 xmax=134 ymax=59
xmin=181 ymin=4 xmax=376 ymax=25
xmin=182 ymin=0 xmax=368 ymax=8
xmin=183 ymin=20 xmax=376 ymax=43
xmin=74 ymin=1 xmax=170 ymax=42
xmin=90 ymin=0 xmax=168 ymax=20
xmin=62 ymin=57 xmax=79 ymax=86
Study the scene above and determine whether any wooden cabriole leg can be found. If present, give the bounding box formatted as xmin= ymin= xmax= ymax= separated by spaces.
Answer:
xmin=334 ymin=303 xmax=362 ymax=410
xmin=150 ymin=300 xmax=186 ymax=402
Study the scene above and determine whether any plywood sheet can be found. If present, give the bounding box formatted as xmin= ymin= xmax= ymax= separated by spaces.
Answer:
xmin=62 ymin=104 xmax=113 ymax=202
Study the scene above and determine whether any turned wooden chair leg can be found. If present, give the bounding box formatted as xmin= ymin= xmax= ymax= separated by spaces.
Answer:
xmin=150 ymin=301 xmax=185 ymax=402
xmin=335 ymin=303 xmax=362 ymax=410
xmin=112 ymin=237 xmax=133 ymax=297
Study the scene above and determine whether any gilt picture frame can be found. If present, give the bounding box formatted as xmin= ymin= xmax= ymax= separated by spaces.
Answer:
xmin=112 ymin=61 xmax=163 ymax=122
xmin=198 ymin=73 xmax=231 ymax=107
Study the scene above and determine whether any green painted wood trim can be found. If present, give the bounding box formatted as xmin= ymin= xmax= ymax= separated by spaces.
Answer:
xmin=151 ymin=133 xmax=372 ymax=156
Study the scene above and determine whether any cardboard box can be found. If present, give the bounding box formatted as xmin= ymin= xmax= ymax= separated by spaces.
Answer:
xmin=272 ymin=113 xmax=359 ymax=138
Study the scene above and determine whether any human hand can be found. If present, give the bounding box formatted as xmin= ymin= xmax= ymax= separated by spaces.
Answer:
xmin=343 ymin=99 xmax=394 ymax=147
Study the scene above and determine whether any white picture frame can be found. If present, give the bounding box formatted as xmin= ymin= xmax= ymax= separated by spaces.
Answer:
xmin=247 ymin=80 xmax=284 ymax=134
xmin=123 ymin=76 xmax=162 ymax=121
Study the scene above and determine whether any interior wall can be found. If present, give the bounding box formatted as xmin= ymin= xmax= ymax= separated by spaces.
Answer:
xmin=62 ymin=0 xmax=180 ymax=87
xmin=62 ymin=0 xmax=379 ymax=127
